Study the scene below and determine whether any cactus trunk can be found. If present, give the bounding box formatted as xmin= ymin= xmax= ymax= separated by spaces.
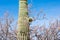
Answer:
xmin=17 ymin=0 xmax=30 ymax=40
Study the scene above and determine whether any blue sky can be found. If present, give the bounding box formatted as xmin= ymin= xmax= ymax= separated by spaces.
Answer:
xmin=28 ymin=0 xmax=60 ymax=17
xmin=0 ymin=0 xmax=18 ymax=19
xmin=0 ymin=0 xmax=60 ymax=27
xmin=28 ymin=0 xmax=60 ymax=27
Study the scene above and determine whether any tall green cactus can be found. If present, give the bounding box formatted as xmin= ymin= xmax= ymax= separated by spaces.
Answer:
xmin=17 ymin=0 xmax=31 ymax=40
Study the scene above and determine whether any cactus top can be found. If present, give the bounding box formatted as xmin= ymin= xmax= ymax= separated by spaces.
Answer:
xmin=20 ymin=0 xmax=27 ymax=1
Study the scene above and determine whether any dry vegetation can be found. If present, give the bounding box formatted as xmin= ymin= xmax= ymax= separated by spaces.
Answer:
xmin=0 ymin=12 xmax=60 ymax=40
xmin=0 ymin=11 xmax=17 ymax=40
xmin=30 ymin=19 xmax=60 ymax=40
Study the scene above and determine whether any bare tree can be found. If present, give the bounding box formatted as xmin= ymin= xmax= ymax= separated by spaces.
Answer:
xmin=0 ymin=11 xmax=17 ymax=40
xmin=29 ymin=18 xmax=60 ymax=40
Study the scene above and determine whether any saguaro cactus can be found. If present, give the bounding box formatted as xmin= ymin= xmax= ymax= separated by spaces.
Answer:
xmin=17 ymin=0 xmax=32 ymax=40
